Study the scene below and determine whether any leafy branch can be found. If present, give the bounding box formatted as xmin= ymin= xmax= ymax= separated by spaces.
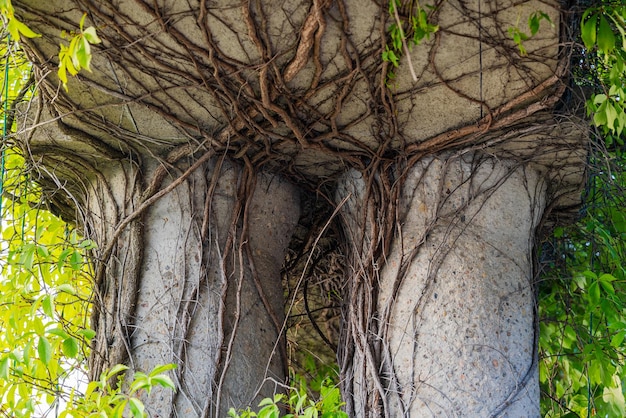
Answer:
xmin=0 ymin=0 xmax=39 ymax=41
xmin=581 ymin=3 xmax=626 ymax=137
xmin=508 ymin=11 xmax=553 ymax=56
xmin=58 ymin=13 xmax=101 ymax=91
xmin=0 ymin=1 xmax=101 ymax=92
xmin=60 ymin=363 xmax=177 ymax=418
xmin=228 ymin=374 xmax=347 ymax=418
xmin=382 ymin=0 xmax=439 ymax=83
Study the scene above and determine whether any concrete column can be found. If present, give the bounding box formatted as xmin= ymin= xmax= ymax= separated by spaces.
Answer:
xmin=337 ymin=152 xmax=544 ymax=417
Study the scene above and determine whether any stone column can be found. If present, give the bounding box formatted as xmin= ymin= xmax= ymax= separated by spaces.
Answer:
xmin=337 ymin=152 xmax=544 ymax=417
xmin=86 ymin=157 xmax=300 ymax=417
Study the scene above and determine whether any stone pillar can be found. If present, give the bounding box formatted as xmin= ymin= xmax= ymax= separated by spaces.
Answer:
xmin=86 ymin=157 xmax=300 ymax=417
xmin=337 ymin=152 xmax=544 ymax=417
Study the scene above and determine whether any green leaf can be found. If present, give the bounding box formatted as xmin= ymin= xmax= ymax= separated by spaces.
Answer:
xmin=42 ymin=294 xmax=54 ymax=318
xmin=78 ymin=239 xmax=97 ymax=249
xmin=130 ymin=373 xmax=150 ymax=394
xmin=528 ymin=14 xmax=540 ymax=36
xmin=603 ymin=383 xmax=626 ymax=416
xmin=62 ymin=337 xmax=79 ymax=358
xmin=82 ymin=26 xmax=101 ymax=44
xmin=69 ymin=250 xmax=83 ymax=270
xmin=610 ymin=331 xmax=626 ymax=348
xmin=588 ymin=280 xmax=601 ymax=307
xmin=582 ymin=270 xmax=597 ymax=280
xmin=598 ymin=15 xmax=616 ymax=55
xmin=78 ymin=328 xmax=97 ymax=340
xmin=47 ymin=327 xmax=69 ymax=339
xmin=129 ymin=398 xmax=145 ymax=418
xmin=112 ymin=399 xmax=128 ymax=418
xmin=75 ymin=37 xmax=92 ymax=71
xmin=606 ymin=102 xmax=618 ymax=130
xmin=150 ymin=374 xmax=175 ymax=390
xmin=7 ymin=18 xmax=40 ymax=40
xmin=149 ymin=363 xmax=177 ymax=375
xmin=594 ymin=93 xmax=608 ymax=105
xmin=36 ymin=244 xmax=49 ymax=259
xmin=13 ymin=19 xmax=41 ymax=38
xmin=599 ymin=279 xmax=615 ymax=295
xmin=105 ymin=364 xmax=129 ymax=380
xmin=0 ymin=356 xmax=10 ymax=379
xmin=259 ymin=396 xmax=278 ymax=407
xmin=37 ymin=337 xmax=52 ymax=365
xmin=57 ymin=248 xmax=72 ymax=271
xmin=79 ymin=12 xmax=87 ymax=31
xmin=56 ymin=283 xmax=77 ymax=295
xmin=581 ymin=13 xmax=597 ymax=50
xmin=19 ymin=243 xmax=36 ymax=270
xmin=594 ymin=106 xmax=608 ymax=127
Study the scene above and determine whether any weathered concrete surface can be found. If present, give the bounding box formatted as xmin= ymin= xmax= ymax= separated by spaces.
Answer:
xmin=84 ymin=157 xmax=300 ymax=416
xmin=18 ymin=0 xmax=563 ymax=179
xmin=337 ymin=153 xmax=547 ymax=416
xmin=13 ymin=1 xmax=586 ymax=417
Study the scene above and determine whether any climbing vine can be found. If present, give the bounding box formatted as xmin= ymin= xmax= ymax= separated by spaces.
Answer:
xmin=581 ymin=3 xmax=626 ymax=137
xmin=0 ymin=0 xmax=624 ymax=416
xmin=382 ymin=0 xmax=439 ymax=82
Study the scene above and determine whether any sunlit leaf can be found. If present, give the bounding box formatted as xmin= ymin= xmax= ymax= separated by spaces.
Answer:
xmin=598 ymin=15 xmax=616 ymax=55
xmin=581 ymin=12 xmax=597 ymax=49
xmin=61 ymin=337 xmax=79 ymax=358
xmin=47 ymin=327 xmax=69 ymax=339
xmin=0 ymin=357 xmax=10 ymax=379
xmin=41 ymin=294 xmax=54 ymax=318
xmin=78 ymin=328 xmax=96 ymax=340
xmin=129 ymin=398 xmax=145 ymax=418
xmin=150 ymin=374 xmax=175 ymax=390
xmin=56 ymin=283 xmax=77 ymax=295
xmin=37 ymin=337 xmax=52 ymax=365
xmin=83 ymin=26 xmax=101 ymax=44
xmin=588 ymin=280 xmax=601 ymax=307
xmin=610 ymin=331 xmax=626 ymax=347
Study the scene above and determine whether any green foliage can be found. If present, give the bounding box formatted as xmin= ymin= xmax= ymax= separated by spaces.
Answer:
xmin=382 ymin=0 xmax=439 ymax=82
xmin=0 ymin=2 xmax=624 ymax=418
xmin=0 ymin=37 xmax=97 ymax=414
xmin=508 ymin=11 xmax=553 ymax=56
xmin=59 ymin=363 xmax=177 ymax=418
xmin=227 ymin=369 xmax=347 ymax=418
xmin=0 ymin=3 xmax=101 ymax=92
xmin=0 ymin=0 xmax=39 ymax=41
xmin=581 ymin=3 xmax=626 ymax=137
xmin=539 ymin=156 xmax=626 ymax=416
xmin=0 ymin=152 xmax=96 ymax=415
xmin=58 ymin=13 xmax=101 ymax=92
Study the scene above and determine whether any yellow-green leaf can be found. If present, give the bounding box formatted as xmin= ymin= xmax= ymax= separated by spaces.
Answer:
xmin=112 ymin=399 xmax=128 ymax=418
xmin=75 ymin=37 xmax=92 ymax=71
xmin=37 ymin=337 xmax=52 ymax=365
xmin=598 ymin=15 xmax=616 ymax=55
xmin=42 ymin=294 xmax=54 ymax=318
xmin=83 ymin=26 xmax=101 ymax=44
xmin=19 ymin=243 xmax=36 ymax=270
xmin=57 ymin=283 xmax=77 ymax=295
xmin=0 ymin=356 xmax=10 ymax=379
xmin=62 ymin=337 xmax=79 ymax=358
xmin=129 ymin=398 xmax=145 ymax=418
xmin=13 ymin=18 xmax=39 ymax=39
xmin=70 ymin=250 xmax=83 ymax=270
xmin=78 ymin=328 xmax=96 ymax=340
xmin=581 ymin=13 xmax=597 ymax=50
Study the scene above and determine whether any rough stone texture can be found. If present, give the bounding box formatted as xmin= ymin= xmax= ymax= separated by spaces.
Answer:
xmin=12 ymin=1 xmax=588 ymax=416
xmin=17 ymin=0 xmax=565 ymax=180
xmin=337 ymin=153 xmax=546 ymax=416
xmin=84 ymin=157 xmax=300 ymax=416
